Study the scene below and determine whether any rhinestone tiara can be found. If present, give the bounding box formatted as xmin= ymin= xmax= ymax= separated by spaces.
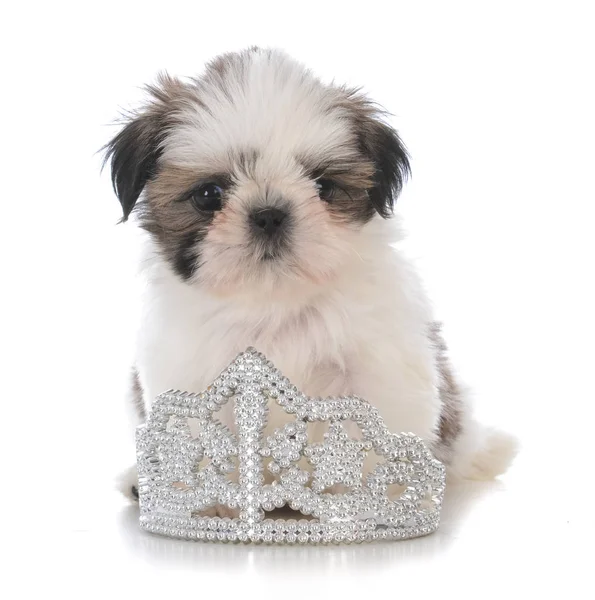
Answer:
xmin=136 ymin=348 xmax=446 ymax=544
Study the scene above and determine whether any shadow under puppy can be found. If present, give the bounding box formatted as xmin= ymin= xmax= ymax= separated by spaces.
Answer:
xmin=104 ymin=47 xmax=517 ymax=512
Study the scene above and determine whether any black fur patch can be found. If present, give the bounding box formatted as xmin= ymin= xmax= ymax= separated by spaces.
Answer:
xmin=103 ymin=113 xmax=166 ymax=221
xmin=428 ymin=322 xmax=464 ymax=461
xmin=173 ymin=231 xmax=202 ymax=280
xmin=356 ymin=118 xmax=410 ymax=218
xmin=102 ymin=74 xmax=201 ymax=221
xmin=131 ymin=367 xmax=146 ymax=421
xmin=335 ymin=89 xmax=411 ymax=218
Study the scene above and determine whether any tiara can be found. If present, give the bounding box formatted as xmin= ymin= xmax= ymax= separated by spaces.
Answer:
xmin=136 ymin=348 xmax=446 ymax=544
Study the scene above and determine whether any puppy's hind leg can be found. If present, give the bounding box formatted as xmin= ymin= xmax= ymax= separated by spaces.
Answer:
xmin=429 ymin=323 xmax=518 ymax=481
xmin=117 ymin=367 xmax=145 ymax=502
xmin=448 ymin=417 xmax=519 ymax=481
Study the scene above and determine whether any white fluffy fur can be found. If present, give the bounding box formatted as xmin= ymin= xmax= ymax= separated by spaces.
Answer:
xmin=164 ymin=51 xmax=357 ymax=170
xmin=124 ymin=218 xmax=516 ymax=490
xmin=116 ymin=49 xmax=517 ymax=497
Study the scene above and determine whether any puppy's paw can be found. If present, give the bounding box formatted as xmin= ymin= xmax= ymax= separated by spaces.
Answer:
xmin=117 ymin=464 xmax=139 ymax=502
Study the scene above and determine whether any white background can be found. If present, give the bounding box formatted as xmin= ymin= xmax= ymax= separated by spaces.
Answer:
xmin=2 ymin=1 xmax=594 ymax=597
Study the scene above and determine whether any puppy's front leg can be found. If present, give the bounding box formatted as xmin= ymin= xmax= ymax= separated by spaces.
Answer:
xmin=117 ymin=367 xmax=145 ymax=501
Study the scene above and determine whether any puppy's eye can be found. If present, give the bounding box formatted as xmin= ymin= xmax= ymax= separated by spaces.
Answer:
xmin=190 ymin=183 xmax=223 ymax=211
xmin=315 ymin=178 xmax=336 ymax=202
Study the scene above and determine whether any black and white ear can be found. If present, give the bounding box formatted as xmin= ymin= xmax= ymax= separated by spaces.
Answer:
xmin=103 ymin=74 xmax=183 ymax=220
xmin=103 ymin=112 xmax=165 ymax=220
xmin=359 ymin=117 xmax=410 ymax=218
xmin=344 ymin=90 xmax=411 ymax=218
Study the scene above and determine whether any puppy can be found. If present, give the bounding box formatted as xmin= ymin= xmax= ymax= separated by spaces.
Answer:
xmin=105 ymin=47 xmax=517 ymax=504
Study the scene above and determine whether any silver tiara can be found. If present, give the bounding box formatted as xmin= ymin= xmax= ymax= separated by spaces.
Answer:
xmin=136 ymin=348 xmax=446 ymax=544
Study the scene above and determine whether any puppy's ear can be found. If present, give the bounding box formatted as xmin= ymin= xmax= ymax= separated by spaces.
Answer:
xmin=343 ymin=90 xmax=411 ymax=218
xmin=359 ymin=116 xmax=411 ymax=218
xmin=103 ymin=114 xmax=163 ymax=220
xmin=103 ymin=74 xmax=183 ymax=221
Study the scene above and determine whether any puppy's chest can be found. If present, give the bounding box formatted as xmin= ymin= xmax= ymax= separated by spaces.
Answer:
xmin=139 ymin=295 xmax=354 ymax=402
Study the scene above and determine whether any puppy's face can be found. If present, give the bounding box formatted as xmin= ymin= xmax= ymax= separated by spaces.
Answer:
xmin=105 ymin=49 xmax=409 ymax=298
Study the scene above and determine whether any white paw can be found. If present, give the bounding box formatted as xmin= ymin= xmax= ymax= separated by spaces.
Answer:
xmin=117 ymin=464 xmax=139 ymax=502
xmin=470 ymin=430 xmax=519 ymax=480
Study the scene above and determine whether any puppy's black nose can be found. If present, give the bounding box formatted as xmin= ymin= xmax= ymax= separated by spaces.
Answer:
xmin=250 ymin=208 xmax=287 ymax=236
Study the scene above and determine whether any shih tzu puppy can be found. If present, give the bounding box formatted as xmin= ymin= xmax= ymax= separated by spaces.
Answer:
xmin=105 ymin=47 xmax=517 ymax=504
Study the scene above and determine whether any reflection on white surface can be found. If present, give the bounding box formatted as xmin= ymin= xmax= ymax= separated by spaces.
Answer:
xmin=49 ymin=441 xmax=586 ymax=599
xmin=115 ymin=483 xmax=494 ymax=573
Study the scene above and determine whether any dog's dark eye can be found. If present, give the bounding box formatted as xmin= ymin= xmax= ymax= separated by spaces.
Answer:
xmin=316 ymin=178 xmax=336 ymax=202
xmin=190 ymin=183 xmax=223 ymax=211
